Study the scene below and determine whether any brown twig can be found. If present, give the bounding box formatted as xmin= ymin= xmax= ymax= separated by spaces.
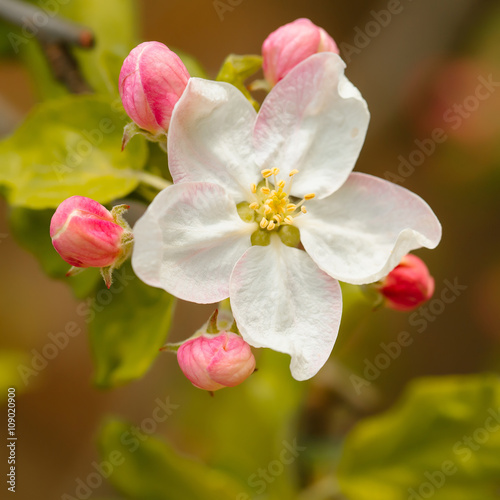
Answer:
xmin=0 ymin=0 xmax=94 ymax=47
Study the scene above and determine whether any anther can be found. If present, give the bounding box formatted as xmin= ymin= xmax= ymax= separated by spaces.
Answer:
xmin=251 ymin=183 xmax=257 ymax=193
xmin=304 ymin=193 xmax=316 ymax=200
xmin=249 ymin=202 xmax=259 ymax=210
xmin=267 ymin=221 xmax=276 ymax=231
xmin=260 ymin=218 xmax=269 ymax=228
xmin=278 ymin=180 xmax=286 ymax=189
xmin=284 ymin=216 xmax=294 ymax=225
xmin=261 ymin=169 xmax=272 ymax=178
xmin=286 ymin=203 xmax=296 ymax=211
xmin=301 ymin=206 xmax=307 ymax=213
xmin=289 ymin=169 xmax=299 ymax=177
xmin=271 ymin=167 xmax=280 ymax=175
xmin=261 ymin=187 xmax=270 ymax=195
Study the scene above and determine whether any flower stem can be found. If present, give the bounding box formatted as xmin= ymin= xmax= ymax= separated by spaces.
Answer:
xmin=134 ymin=171 xmax=171 ymax=191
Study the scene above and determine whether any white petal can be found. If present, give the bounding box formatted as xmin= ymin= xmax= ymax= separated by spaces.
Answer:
xmin=168 ymin=78 xmax=259 ymax=201
xmin=254 ymin=53 xmax=369 ymax=199
xmin=297 ymin=173 xmax=442 ymax=284
xmin=132 ymin=182 xmax=255 ymax=303
xmin=230 ymin=236 xmax=342 ymax=381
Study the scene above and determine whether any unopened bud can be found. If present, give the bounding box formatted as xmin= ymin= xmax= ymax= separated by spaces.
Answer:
xmin=379 ymin=254 xmax=435 ymax=311
xmin=50 ymin=196 xmax=133 ymax=287
xmin=119 ymin=41 xmax=190 ymax=136
xmin=262 ymin=18 xmax=339 ymax=87
xmin=177 ymin=331 xmax=256 ymax=391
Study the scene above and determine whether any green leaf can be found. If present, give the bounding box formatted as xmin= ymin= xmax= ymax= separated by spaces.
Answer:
xmin=338 ymin=374 xmax=500 ymax=500
xmin=167 ymin=346 xmax=305 ymax=499
xmin=216 ymin=54 xmax=262 ymax=110
xmin=9 ymin=207 xmax=100 ymax=298
xmin=98 ymin=418 xmax=249 ymax=500
xmin=89 ymin=264 xmax=175 ymax=388
xmin=0 ymin=94 xmax=147 ymax=209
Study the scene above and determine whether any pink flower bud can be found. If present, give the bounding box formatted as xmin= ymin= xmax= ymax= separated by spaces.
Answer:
xmin=50 ymin=196 xmax=126 ymax=269
xmin=262 ymin=18 xmax=339 ymax=86
xmin=119 ymin=41 xmax=190 ymax=135
xmin=379 ymin=254 xmax=435 ymax=311
xmin=177 ymin=331 xmax=256 ymax=391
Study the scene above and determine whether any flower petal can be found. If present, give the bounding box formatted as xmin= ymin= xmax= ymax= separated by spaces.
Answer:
xmin=297 ymin=173 xmax=442 ymax=284
xmin=230 ymin=236 xmax=342 ymax=381
xmin=168 ymin=78 xmax=259 ymax=201
xmin=254 ymin=52 xmax=369 ymax=199
xmin=132 ymin=182 xmax=255 ymax=303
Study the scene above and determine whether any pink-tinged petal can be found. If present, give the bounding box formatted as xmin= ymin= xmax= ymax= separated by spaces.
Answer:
xmin=132 ymin=182 xmax=256 ymax=303
xmin=379 ymin=254 xmax=435 ymax=311
xmin=297 ymin=173 xmax=442 ymax=285
xmin=177 ymin=332 xmax=255 ymax=391
xmin=254 ymin=52 xmax=369 ymax=199
xmin=138 ymin=43 xmax=190 ymax=130
xmin=318 ymin=27 xmax=339 ymax=53
xmin=207 ymin=332 xmax=256 ymax=387
xmin=168 ymin=78 xmax=259 ymax=201
xmin=50 ymin=196 xmax=123 ymax=268
xmin=119 ymin=42 xmax=189 ymax=134
xmin=177 ymin=334 xmax=226 ymax=391
xmin=230 ymin=236 xmax=342 ymax=381
xmin=50 ymin=195 xmax=113 ymax=237
xmin=262 ymin=19 xmax=339 ymax=86
xmin=263 ymin=18 xmax=322 ymax=86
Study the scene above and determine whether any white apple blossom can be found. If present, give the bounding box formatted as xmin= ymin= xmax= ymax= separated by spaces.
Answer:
xmin=132 ymin=53 xmax=441 ymax=381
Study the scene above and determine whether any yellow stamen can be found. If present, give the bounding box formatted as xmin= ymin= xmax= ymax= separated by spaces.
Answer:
xmin=249 ymin=202 xmax=259 ymax=210
xmin=286 ymin=203 xmax=297 ymax=211
xmin=301 ymin=206 xmax=307 ymax=214
xmin=304 ymin=193 xmax=316 ymax=200
xmin=284 ymin=216 xmax=294 ymax=224
xmin=260 ymin=218 xmax=269 ymax=228
xmin=267 ymin=221 xmax=276 ymax=231
xmin=278 ymin=180 xmax=286 ymax=189
xmin=251 ymin=183 xmax=257 ymax=193
xmin=289 ymin=169 xmax=299 ymax=177
xmin=261 ymin=187 xmax=270 ymax=195
xmin=261 ymin=169 xmax=273 ymax=178
xmin=271 ymin=167 xmax=280 ymax=175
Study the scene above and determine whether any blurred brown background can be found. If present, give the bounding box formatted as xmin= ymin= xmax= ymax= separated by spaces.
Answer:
xmin=1 ymin=0 xmax=500 ymax=498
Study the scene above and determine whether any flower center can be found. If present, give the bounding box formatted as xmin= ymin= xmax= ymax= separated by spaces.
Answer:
xmin=248 ymin=168 xmax=315 ymax=231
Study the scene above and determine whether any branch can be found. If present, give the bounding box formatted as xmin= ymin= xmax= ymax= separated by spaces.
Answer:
xmin=0 ymin=0 xmax=94 ymax=47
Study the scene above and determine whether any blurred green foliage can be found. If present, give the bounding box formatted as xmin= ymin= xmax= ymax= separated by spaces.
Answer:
xmin=99 ymin=418 xmax=250 ymax=500
xmin=0 ymin=94 xmax=147 ymax=209
xmin=90 ymin=263 xmax=175 ymax=388
xmin=338 ymin=374 xmax=500 ymax=500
